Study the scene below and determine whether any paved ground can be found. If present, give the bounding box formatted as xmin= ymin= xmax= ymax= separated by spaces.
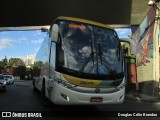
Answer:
xmin=0 ymin=80 xmax=160 ymax=119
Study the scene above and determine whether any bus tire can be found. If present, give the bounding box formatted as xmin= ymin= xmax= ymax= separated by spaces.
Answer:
xmin=32 ymin=79 xmax=37 ymax=92
xmin=41 ymin=81 xmax=51 ymax=107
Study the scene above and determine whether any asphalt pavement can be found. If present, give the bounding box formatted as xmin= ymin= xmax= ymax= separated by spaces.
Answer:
xmin=14 ymin=80 xmax=160 ymax=103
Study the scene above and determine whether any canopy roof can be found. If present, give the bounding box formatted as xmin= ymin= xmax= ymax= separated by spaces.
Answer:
xmin=0 ymin=0 xmax=153 ymax=28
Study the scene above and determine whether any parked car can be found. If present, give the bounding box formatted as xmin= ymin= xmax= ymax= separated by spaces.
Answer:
xmin=3 ymin=75 xmax=14 ymax=84
xmin=0 ymin=74 xmax=6 ymax=92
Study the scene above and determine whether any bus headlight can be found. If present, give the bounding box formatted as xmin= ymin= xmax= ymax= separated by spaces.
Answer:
xmin=54 ymin=77 xmax=76 ymax=88
xmin=3 ymin=81 xmax=6 ymax=85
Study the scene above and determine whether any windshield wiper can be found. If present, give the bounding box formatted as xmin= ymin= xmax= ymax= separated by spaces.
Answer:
xmin=96 ymin=43 xmax=112 ymax=74
xmin=97 ymin=43 xmax=103 ymax=64
xmin=91 ymin=42 xmax=94 ymax=65
xmin=80 ymin=42 xmax=95 ymax=72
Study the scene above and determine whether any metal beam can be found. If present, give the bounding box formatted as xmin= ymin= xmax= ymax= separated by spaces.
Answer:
xmin=0 ymin=26 xmax=50 ymax=31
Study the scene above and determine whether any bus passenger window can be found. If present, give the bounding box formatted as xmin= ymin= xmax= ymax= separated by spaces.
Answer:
xmin=50 ymin=43 xmax=56 ymax=68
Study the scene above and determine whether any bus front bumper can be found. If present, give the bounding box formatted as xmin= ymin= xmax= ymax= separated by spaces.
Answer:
xmin=51 ymin=83 xmax=125 ymax=105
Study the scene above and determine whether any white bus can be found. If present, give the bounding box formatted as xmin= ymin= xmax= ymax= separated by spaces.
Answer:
xmin=33 ymin=16 xmax=125 ymax=105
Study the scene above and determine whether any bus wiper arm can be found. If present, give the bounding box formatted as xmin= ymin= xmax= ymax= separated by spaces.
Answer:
xmin=91 ymin=42 xmax=94 ymax=65
xmin=96 ymin=43 xmax=111 ymax=73
xmin=80 ymin=42 xmax=95 ymax=72
xmin=80 ymin=54 xmax=92 ymax=72
xmin=97 ymin=43 xmax=103 ymax=64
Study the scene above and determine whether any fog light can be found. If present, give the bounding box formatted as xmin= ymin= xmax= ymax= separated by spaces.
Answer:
xmin=61 ymin=93 xmax=69 ymax=101
xmin=119 ymin=95 xmax=124 ymax=101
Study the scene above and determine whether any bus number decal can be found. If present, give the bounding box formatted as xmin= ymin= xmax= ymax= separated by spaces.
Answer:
xmin=79 ymin=81 xmax=94 ymax=86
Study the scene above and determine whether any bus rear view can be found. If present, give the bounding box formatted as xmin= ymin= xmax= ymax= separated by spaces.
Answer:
xmin=33 ymin=16 xmax=125 ymax=105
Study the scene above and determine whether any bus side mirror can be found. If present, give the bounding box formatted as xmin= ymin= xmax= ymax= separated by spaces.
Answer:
xmin=51 ymin=24 xmax=59 ymax=42
xmin=120 ymin=40 xmax=130 ymax=56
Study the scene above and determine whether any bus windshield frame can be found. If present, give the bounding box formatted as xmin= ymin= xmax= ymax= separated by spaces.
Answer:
xmin=55 ymin=20 xmax=124 ymax=80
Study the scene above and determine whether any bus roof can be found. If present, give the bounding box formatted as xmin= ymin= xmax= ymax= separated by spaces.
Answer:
xmin=54 ymin=16 xmax=114 ymax=30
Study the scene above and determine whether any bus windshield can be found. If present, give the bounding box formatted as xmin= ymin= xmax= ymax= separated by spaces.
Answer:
xmin=56 ymin=20 xmax=123 ymax=78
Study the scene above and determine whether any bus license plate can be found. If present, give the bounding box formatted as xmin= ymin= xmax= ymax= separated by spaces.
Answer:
xmin=90 ymin=97 xmax=103 ymax=102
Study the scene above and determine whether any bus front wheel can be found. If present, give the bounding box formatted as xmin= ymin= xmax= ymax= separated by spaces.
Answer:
xmin=41 ymin=81 xmax=51 ymax=107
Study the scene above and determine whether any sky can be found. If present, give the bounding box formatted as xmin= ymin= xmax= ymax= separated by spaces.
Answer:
xmin=0 ymin=28 xmax=131 ymax=61
xmin=115 ymin=28 xmax=131 ymax=38
xmin=0 ymin=30 xmax=47 ymax=61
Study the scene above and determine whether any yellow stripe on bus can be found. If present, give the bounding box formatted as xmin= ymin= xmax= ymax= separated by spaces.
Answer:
xmin=55 ymin=16 xmax=113 ymax=30
xmin=62 ymin=74 xmax=114 ymax=88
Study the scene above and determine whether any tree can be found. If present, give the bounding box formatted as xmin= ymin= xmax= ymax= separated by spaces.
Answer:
xmin=0 ymin=56 xmax=8 ymax=68
xmin=8 ymin=58 xmax=25 ymax=67
xmin=0 ymin=61 xmax=3 ymax=68
xmin=16 ymin=65 xmax=26 ymax=79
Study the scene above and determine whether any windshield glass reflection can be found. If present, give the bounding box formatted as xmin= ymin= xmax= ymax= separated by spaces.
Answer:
xmin=57 ymin=21 xmax=123 ymax=75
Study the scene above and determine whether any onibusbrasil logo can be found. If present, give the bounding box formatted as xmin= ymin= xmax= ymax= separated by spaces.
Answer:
xmin=1 ymin=112 xmax=42 ymax=118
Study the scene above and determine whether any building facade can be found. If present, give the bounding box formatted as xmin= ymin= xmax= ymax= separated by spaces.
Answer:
xmin=24 ymin=54 xmax=35 ymax=68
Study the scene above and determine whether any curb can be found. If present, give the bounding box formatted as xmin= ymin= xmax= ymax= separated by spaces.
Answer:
xmin=14 ymin=80 xmax=32 ymax=87
xmin=15 ymin=84 xmax=30 ymax=87
xmin=14 ymin=80 xmax=26 ymax=82
xmin=125 ymin=95 xmax=137 ymax=101
xmin=14 ymin=80 xmax=32 ymax=82
xmin=125 ymin=94 xmax=160 ymax=103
